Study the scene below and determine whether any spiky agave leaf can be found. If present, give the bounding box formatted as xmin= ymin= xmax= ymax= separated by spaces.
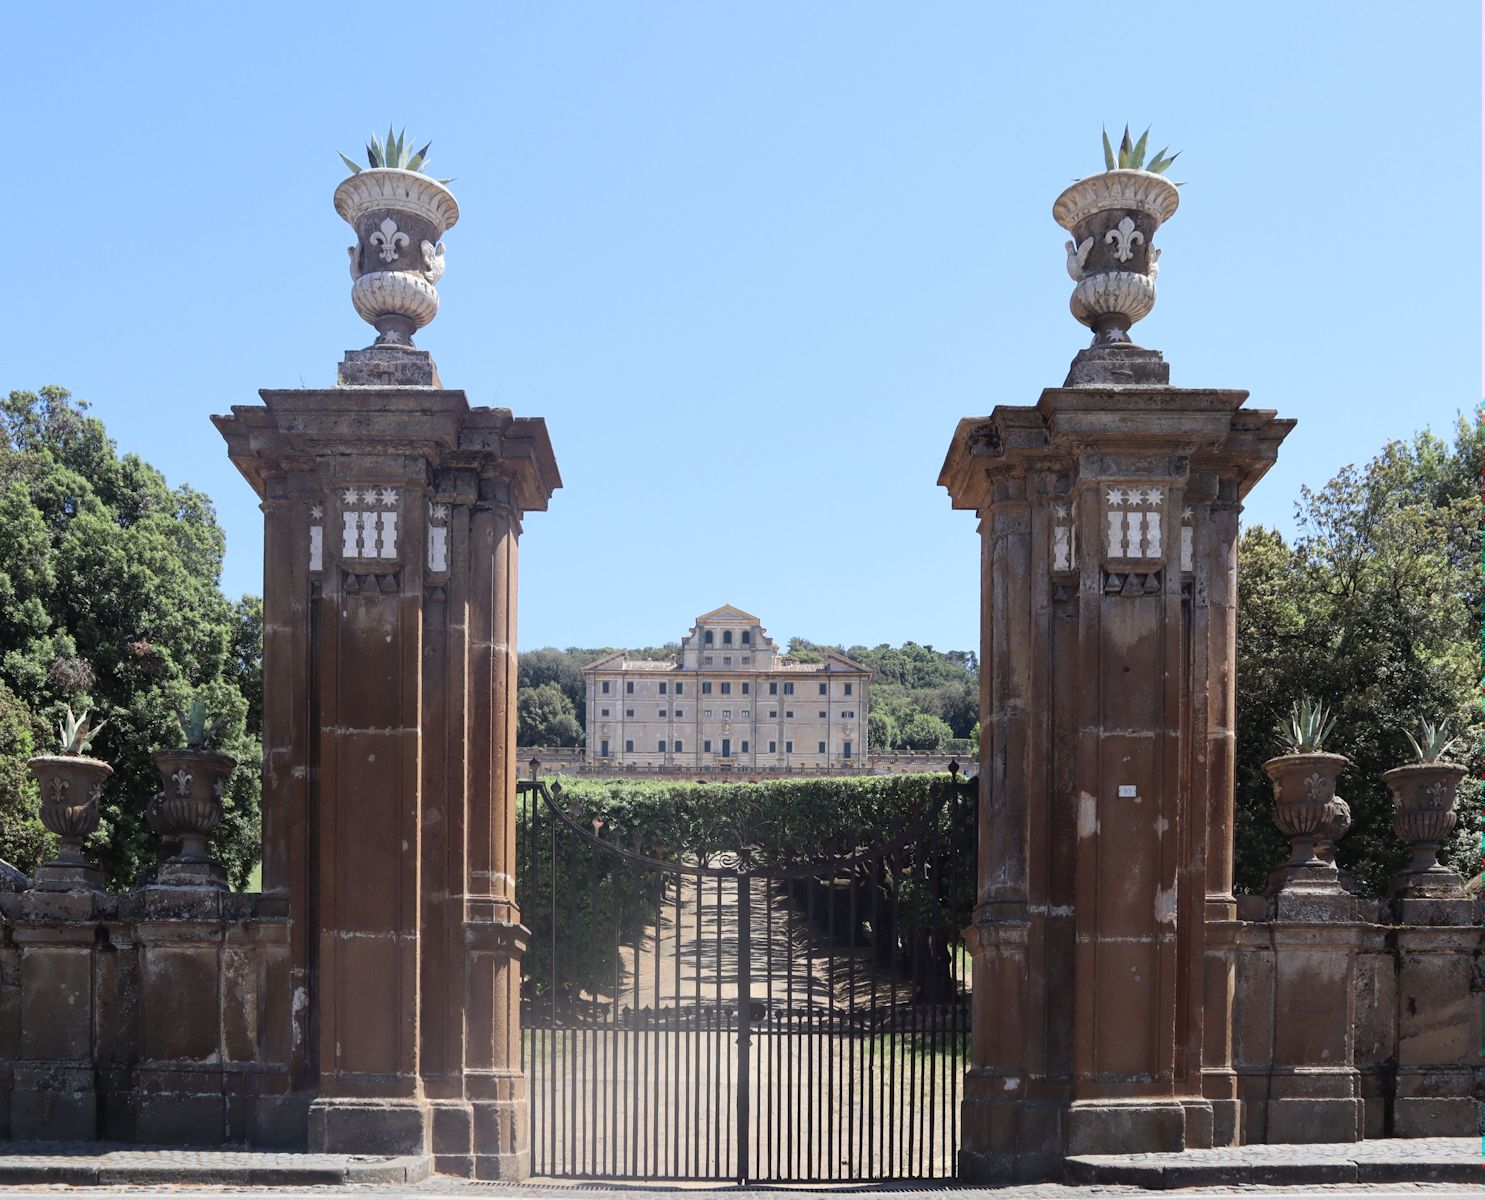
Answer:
xmin=1117 ymin=124 xmax=1133 ymax=168
xmin=338 ymin=152 xmax=363 ymax=175
xmin=1404 ymin=720 xmax=1459 ymax=763
xmin=1102 ymin=126 xmax=1116 ymax=170
xmin=1131 ymin=126 xmax=1150 ymax=170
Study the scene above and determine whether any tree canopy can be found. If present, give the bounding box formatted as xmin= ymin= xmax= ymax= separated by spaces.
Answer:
xmin=0 ymin=387 xmax=263 ymax=888
xmin=1233 ymin=417 xmax=1481 ymax=894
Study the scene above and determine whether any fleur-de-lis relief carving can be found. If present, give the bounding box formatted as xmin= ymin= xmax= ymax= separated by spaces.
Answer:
xmin=48 ymin=777 xmax=69 ymax=802
xmin=369 ymin=217 xmax=410 ymax=263
xmin=1422 ymin=780 xmax=1451 ymax=806
xmin=1302 ymin=772 xmax=1330 ymax=802
xmin=421 ymin=240 xmax=446 ymax=285
xmin=1105 ymin=216 xmax=1144 ymax=263
xmin=172 ymin=768 xmax=194 ymax=797
xmin=1065 ymin=236 xmax=1094 ymax=280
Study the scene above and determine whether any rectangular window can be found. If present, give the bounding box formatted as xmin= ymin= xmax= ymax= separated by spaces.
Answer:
xmin=704 ymin=709 xmax=713 ymax=718
xmin=769 ymin=710 xmax=777 ymax=718
xmin=658 ymin=709 xmax=667 ymax=718
xmin=783 ymin=682 xmax=794 ymax=695
xmin=722 ymin=710 xmax=731 ymax=719
xmin=723 ymin=655 xmax=732 ymax=666
xmin=675 ymin=740 xmax=683 ymax=752
xmin=741 ymin=740 xmax=749 ymax=753
xmin=702 ymin=682 xmax=713 ymax=695
xmin=845 ymin=683 xmax=853 ymax=696
xmin=704 ymin=655 xmax=714 ymax=665
xmin=704 ymin=739 xmax=712 ymax=753
xmin=600 ymin=740 xmax=609 ymax=756
xmin=819 ymin=683 xmax=827 ymax=696
xmin=740 ymin=709 xmax=749 ymax=718
xmin=675 ymin=683 xmax=684 ymax=695
xmin=658 ymin=740 xmax=666 ymax=752
xmin=626 ymin=708 xmax=635 ymax=717
xmin=785 ymin=741 xmax=793 ymax=753
xmin=626 ymin=681 xmax=634 ymax=694
xmin=841 ymin=710 xmax=854 ymax=718
xmin=785 ymin=711 xmax=794 ymax=718
xmin=818 ymin=711 xmax=827 ymax=718
xmin=600 ymin=708 xmax=610 ymax=717
xmin=625 ymin=739 xmax=634 ymax=752
xmin=818 ymin=741 xmax=826 ymax=754
xmin=675 ymin=709 xmax=684 ymax=718
xmin=742 ymin=631 xmax=751 ymax=645
xmin=769 ymin=682 xmax=778 ymax=695
xmin=602 ymin=681 xmax=610 ymax=694
xmin=742 ymin=656 xmax=751 ymax=665
xmin=769 ymin=741 xmax=777 ymax=753
xmin=659 ymin=682 xmax=668 ymax=695
xmin=844 ymin=741 xmax=853 ymax=758
xmin=721 ymin=738 xmax=731 ymax=757
xmin=721 ymin=682 xmax=732 ymax=695
xmin=742 ymin=683 xmax=750 ymax=694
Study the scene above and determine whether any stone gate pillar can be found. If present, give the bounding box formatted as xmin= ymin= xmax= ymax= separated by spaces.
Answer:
xmin=940 ymin=163 xmax=1291 ymax=1182
xmin=214 ymin=163 xmax=559 ymax=1178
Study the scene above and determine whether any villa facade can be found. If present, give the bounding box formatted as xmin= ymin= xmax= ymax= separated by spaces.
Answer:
xmin=582 ymin=605 xmax=871 ymax=771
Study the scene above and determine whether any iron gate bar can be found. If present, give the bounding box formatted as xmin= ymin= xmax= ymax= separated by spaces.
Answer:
xmin=516 ymin=769 xmax=976 ymax=1183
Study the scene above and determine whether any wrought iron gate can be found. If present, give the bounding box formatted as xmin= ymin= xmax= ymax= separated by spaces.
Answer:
xmin=516 ymin=768 xmax=975 ymax=1183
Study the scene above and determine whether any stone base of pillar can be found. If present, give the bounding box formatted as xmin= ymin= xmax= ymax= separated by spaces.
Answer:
xmin=1064 ymin=1098 xmax=1190 ymax=1157
xmin=471 ymin=1092 xmax=530 ymax=1180
xmin=1394 ymin=1068 xmax=1478 ymax=1136
xmin=1265 ymin=1067 xmax=1360 ymax=1143
xmin=307 ymin=1097 xmax=431 ymax=1157
xmin=428 ymin=1099 xmax=475 ymax=1178
xmin=958 ymin=1079 xmax=1063 ymax=1184
xmin=1206 ymin=1097 xmax=1241 ymax=1147
xmin=30 ymin=862 xmax=104 ymax=893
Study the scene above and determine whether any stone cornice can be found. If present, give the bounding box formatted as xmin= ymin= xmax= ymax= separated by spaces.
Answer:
xmin=213 ymin=387 xmax=561 ymax=515
xmin=941 ymin=387 xmax=1294 ymax=510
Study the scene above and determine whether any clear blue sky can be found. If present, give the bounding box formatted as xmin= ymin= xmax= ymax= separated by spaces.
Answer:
xmin=7 ymin=3 xmax=1479 ymax=655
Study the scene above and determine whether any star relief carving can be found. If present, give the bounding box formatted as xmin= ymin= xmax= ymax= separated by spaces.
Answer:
xmin=342 ymin=487 xmax=362 ymax=506
xmin=1106 ymin=486 xmax=1130 ymax=507
xmin=309 ymin=504 xmax=324 ymax=522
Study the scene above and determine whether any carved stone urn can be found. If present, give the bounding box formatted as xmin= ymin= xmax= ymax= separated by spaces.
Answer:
xmin=27 ymin=753 xmax=111 ymax=891
xmin=1262 ymin=751 xmax=1348 ymax=894
xmin=1382 ymin=761 xmax=1467 ymax=898
xmin=149 ymin=748 xmax=236 ymax=888
xmin=1053 ymin=169 xmax=1179 ymax=356
xmin=335 ymin=168 xmax=459 ymax=347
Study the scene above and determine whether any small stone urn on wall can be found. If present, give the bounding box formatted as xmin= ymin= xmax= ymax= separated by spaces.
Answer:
xmin=1383 ymin=722 xmax=1467 ymax=899
xmin=1263 ymin=698 xmax=1348 ymax=896
xmin=1053 ymin=127 xmax=1180 ymax=385
xmin=26 ymin=706 xmax=110 ymax=891
xmin=148 ymin=699 xmax=235 ymax=889
xmin=335 ymin=129 xmax=459 ymax=348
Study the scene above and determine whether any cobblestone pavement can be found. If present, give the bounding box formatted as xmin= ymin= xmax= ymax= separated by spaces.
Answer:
xmin=0 ymin=1138 xmax=1477 ymax=1197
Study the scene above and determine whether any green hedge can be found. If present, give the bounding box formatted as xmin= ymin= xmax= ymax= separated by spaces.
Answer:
xmin=517 ymin=773 xmax=973 ymax=1010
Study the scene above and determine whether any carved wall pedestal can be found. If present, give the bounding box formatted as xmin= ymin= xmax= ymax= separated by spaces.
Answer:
xmin=941 ymin=384 xmax=1290 ymax=1180
xmin=215 ymin=360 xmax=558 ymax=1176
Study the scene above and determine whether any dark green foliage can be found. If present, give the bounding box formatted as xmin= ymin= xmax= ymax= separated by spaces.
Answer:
xmin=1234 ymin=418 xmax=1481 ymax=895
xmin=0 ymin=387 xmax=263 ymax=888
xmin=518 ymin=773 xmax=973 ymax=1002
xmin=518 ymin=682 xmax=583 ymax=747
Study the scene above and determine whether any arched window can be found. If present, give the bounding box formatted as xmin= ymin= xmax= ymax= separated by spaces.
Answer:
xmin=723 ymin=630 xmax=733 ymax=646
xmin=741 ymin=630 xmax=751 ymax=645
xmin=704 ymin=630 xmax=714 ymax=645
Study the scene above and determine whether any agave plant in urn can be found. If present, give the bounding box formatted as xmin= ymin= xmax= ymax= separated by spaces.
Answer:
xmin=1383 ymin=721 xmax=1468 ymax=900
xmin=27 ymin=706 xmax=110 ymax=891
xmin=1262 ymin=698 xmax=1349 ymax=896
xmin=1054 ymin=125 xmax=1181 ymax=385
xmin=149 ymin=698 xmax=235 ymax=889
xmin=336 ymin=126 xmax=459 ymax=357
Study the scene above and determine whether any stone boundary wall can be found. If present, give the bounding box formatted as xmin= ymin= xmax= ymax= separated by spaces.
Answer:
xmin=518 ymin=747 xmax=968 ymax=778
xmin=0 ymin=888 xmax=301 ymax=1147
